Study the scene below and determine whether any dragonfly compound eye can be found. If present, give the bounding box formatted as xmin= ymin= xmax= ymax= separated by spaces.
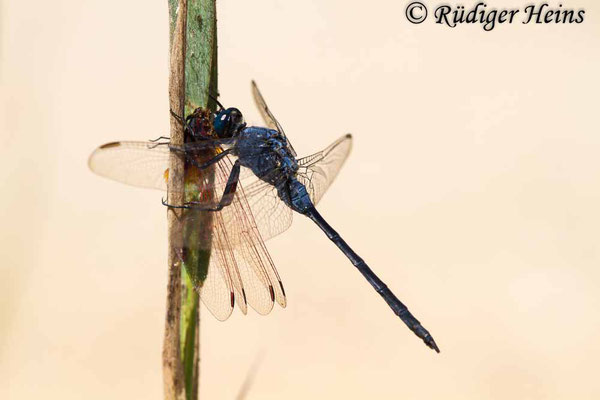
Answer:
xmin=214 ymin=108 xmax=245 ymax=138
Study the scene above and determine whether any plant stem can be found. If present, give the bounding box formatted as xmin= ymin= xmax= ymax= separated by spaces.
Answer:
xmin=165 ymin=1 xmax=217 ymax=400
xmin=163 ymin=0 xmax=187 ymax=398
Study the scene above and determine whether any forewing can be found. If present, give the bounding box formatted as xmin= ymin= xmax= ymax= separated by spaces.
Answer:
xmin=88 ymin=141 xmax=171 ymax=190
xmin=88 ymin=140 xmax=253 ymax=202
xmin=251 ymin=81 xmax=297 ymax=156
xmin=297 ymin=134 xmax=353 ymax=204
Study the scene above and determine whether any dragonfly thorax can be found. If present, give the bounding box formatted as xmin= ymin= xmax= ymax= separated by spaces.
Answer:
xmin=236 ymin=126 xmax=299 ymax=185
xmin=264 ymin=132 xmax=299 ymax=176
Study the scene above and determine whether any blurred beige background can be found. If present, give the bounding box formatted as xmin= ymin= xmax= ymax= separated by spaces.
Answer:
xmin=2 ymin=0 xmax=600 ymax=398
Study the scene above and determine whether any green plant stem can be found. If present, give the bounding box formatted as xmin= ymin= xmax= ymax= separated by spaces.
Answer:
xmin=165 ymin=1 xmax=217 ymax=400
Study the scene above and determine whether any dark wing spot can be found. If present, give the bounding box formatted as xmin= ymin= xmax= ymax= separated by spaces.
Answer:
xmin=99 ymin=141 xmax=121 ymax=149
xmin=268 ymin=285 xmax=275 ymax=302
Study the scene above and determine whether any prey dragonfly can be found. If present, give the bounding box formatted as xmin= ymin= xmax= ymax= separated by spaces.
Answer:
xmin=88 ymin=82 xmax=439 ymax=352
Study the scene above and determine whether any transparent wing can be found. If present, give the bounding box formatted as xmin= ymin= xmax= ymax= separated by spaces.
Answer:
xmin=88 ymin=141 xmax=174 ymax=191
xmin=228 ymin=183 xmax=287 ymax=313
xmin=88 ymin=140 xmax=255 ymax=195
xmin=185 ymin=176 xmax=286 ymax=319
xmin=184 ymin=210 xmax=236 ymax=321
xmin=239 ymin=133 xmax=353 ymax=232
xmin=251 ymin=81 xmax=297 ymax=157
xmin=88 ymin=139 xmax=290 ymax=245
xmin=242 ymin=179 xmax=294 ymax=243
xmin=297 ymin=134 xmax=353 ymax=205
xmin=105 ymin=148 xmax=289 ymax=320
xmin=232 ymin=134 xmax=353 ymax=242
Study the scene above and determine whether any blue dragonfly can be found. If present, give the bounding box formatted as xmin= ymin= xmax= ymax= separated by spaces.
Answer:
xmin=89 ymin=82 xmax=439 ymax=352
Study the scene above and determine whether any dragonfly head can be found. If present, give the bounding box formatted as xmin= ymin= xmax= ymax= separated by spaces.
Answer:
xmin=214 ymin=108 xmax=246 ymax=138
xmin=184 ymin=108 xmax=213 ymax=140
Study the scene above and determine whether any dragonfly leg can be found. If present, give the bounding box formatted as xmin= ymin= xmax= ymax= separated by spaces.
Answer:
xmin=170 ymin=108 xmax=187 ymax=125
xmin=208 ymin=93 xmax=225 ymax=110
xmin=303 ymin=204 xmax=440 ymax=353
xmin=149 ymin=136 xmax=170 ymax=143
xmin=162 ymin=160 xmax=241 ymax=212
xmin=170 ymin=108 xmax=195 ymax=134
